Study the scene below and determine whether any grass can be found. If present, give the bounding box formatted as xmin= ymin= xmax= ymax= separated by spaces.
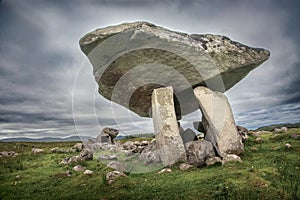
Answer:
xmin=0 ymin=128 xmax=299 ymax=200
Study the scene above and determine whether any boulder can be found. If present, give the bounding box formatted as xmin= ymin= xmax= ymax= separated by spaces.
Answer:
xmin=185 ymin=140 xmax=216 ymax=167
xmin=122 ymin=141 xmax=136 ymax=150
xmin=151 ymin=86 xmax=186 ymax=166
xmin=79 ymin=21 xmax=269 ymax=118
xmin=0 ymin=151 xmax=17 ymax=158
xmin=193 ymin=86 xmax=244 ymax=156
xmin=106 ymin=170 xmax=127 ymax=185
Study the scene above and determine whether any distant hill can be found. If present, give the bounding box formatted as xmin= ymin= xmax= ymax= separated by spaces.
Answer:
xmin=256 ymin=122 xmax=300 ymax=131
xmin=0 ymin=136 xmax=93 ymax=142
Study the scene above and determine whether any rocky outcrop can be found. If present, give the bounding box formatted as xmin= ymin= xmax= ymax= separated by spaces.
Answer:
xmin=79 ymin=21 xmax=269 ymax=118
xmin=151 ymin=86 xmax=186 ymax=166
xmin=194 ymin=87 xmax=244 ymax=156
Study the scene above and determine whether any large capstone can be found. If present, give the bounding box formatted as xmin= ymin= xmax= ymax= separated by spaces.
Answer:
xmin=151 ymin=86 xmax=186 ymax=166
xmin=79 ymin=21 xmax=270 ymax=118
xmin=193 ymin=86 xmax=244 ymax=156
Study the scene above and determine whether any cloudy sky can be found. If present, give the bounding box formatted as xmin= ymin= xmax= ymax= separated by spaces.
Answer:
xmin=0 ymin=0 xmax=299 ymax=139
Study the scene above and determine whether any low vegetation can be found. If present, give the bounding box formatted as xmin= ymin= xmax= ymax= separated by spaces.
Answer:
xmin=0 ymin=128 xmax=299 ymax=200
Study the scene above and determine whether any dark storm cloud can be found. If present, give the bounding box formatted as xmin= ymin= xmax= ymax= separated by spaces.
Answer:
xmin=0 ymin=0 xmax=299 ymax=138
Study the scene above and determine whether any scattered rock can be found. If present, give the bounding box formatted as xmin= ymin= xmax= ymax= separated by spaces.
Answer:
xmin=83 ymin=170 xmax=94 ymax=175
xmin=0 ymin=151 xmax=17 ymax=158
xmin=50 ymin=147 xmax=67 ymax=153
xmin=205 ymin=157 xmax=222 ymax=166
xmin=285 ymin=143 xmax=292 ymax=149
xmin=107 ymin=161 xmax=126 ymax=172
xmin=273 ymin=127 xmax=288 ymax=133
xmin=72 ymin=165 xmax=86 ymax=172
xmin=194 ymin=87 xmax=244 ymax=156
xmin=51 ymin=171 xmax=72 ymax=178
xmin=80 ymin=149 xmax=93 ymax=160
xmin=73 ymin=143 xmax=84 ymax=152
xmin=141 ymin=141 xmax=149 ymax=146
xmin=139 ymin=141 xmax=161 ymax=164
xmin=158 ymin=168 xmax=172 ymax=174
xmin=254 ymin=137 xmax=263 ymax=143
xmin=122 ymin=141 xmax=136 ymax=150
xmin=151 ymin=86 xmax=186 ymax=166
xmin=98 ymin=155 xmax=117 ymax=160
xmin=60 ymin=156 xmax=84 ymax=165
xmin=31 ymin=148 xmax=44 ymax=154
xmin=185 ymin=140 xmax=215 ymax=167
xmin=106 ymin=170 xmax=127 ymax=185
xmin=222 ymin=154 xmax=242 ymax=165
xmin=179 ymin=163 xmax=194 ymax=171
xmin=253 ymin=131 xmax=269 ymax=137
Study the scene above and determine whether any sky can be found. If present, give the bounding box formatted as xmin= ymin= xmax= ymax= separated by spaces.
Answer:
xmin=0 ymin=0 xmax=299 ymax=139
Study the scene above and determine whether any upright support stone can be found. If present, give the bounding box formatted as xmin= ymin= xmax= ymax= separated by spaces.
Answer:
xmin=193 ymin=86 xmax=243 ymax=156
xmin=152 ymin=86 xmax=186 ymax=166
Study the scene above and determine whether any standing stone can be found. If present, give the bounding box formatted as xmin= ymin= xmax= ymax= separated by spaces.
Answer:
xmin=151 ymin=86 xmax=186 ymax=166
xmin=193 ymin=86 xmax=243 ymax=156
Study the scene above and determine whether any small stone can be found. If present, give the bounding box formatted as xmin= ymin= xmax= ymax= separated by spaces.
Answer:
xmin=98 ymin=155 xmax=118 ymax=160
xmin=254 ymin=137 xmax=263 ymax=143
xmin=122 ymin=141 xmax=136 ymax=150
xmin=291 ymin=134 xmax=300 ymax=140
xmin=107 ymin=161 xmax=126 ymax=172
xmin=222 ymin=154 xmax=242 ymax=165
xmin=31 ymin=148 xmax=44 ymax=154
xmin=106 ymin=170 xmax=126 ymax=185
xmin=285 ymin=143 xmax=292 ymax=149
xmin=205 ymin=157 xmax=222 ymax=166
xmin=80 ymin=149 xmax=93 ymax=160
xmin=133 ymin=141 xmax=141 ymax=146
xmin=72 ymin=165 xmax=86 ymax=172
xmin=141 ymin=141 xmax=149 ymax=146
xmin=158 ymin=168 xmax=172 ymax=174
xmin=15 ymin=175 xmax=21 ymax=179
xmin=250 ymin=147 xmax=258 ymax=151
xmin=73 ymin=143 xmax=84 ymax=152
xmin=179 ymin=163 xmax=194 ymax=171
xmin=83 ymin=170 xmax=94 ymax=175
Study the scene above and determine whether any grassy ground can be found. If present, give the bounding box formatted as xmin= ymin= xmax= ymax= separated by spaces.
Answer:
xmin=0 ymin=129 xmax=299 ymax=200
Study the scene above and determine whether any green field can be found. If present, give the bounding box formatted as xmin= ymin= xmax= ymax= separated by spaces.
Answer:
xmin=0 ymin=129 xmax=299 ymax=200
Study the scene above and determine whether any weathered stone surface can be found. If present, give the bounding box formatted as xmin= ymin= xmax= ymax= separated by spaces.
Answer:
xmin=157 ymin=168 xmax=172 ymax=174
xmin=80 ymin=149 xmax=93 ymax=160
xmin=237 ymin=125 xmax=249 ymax=142
xmin=274 ymin=127 xmax=288 ymax=133
xmin=72 ymin=165 xmax=86 ymax=172
xmin=139 ymin=141 xmax=161 ymax=164
xmin=185 ymin=140 xmax=216 ymax=167
xmin=151 ymin=86 xmax=186 ymax=166
xmin=194 ymin=86 xmax=244 ymax=156
xmin=83 ymin=170 xmax=94 ymax=175
xmin=222 ymin=154 xmax=242 ymax=165
xmin=79 ymin=21 xmax=270 ymax=118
